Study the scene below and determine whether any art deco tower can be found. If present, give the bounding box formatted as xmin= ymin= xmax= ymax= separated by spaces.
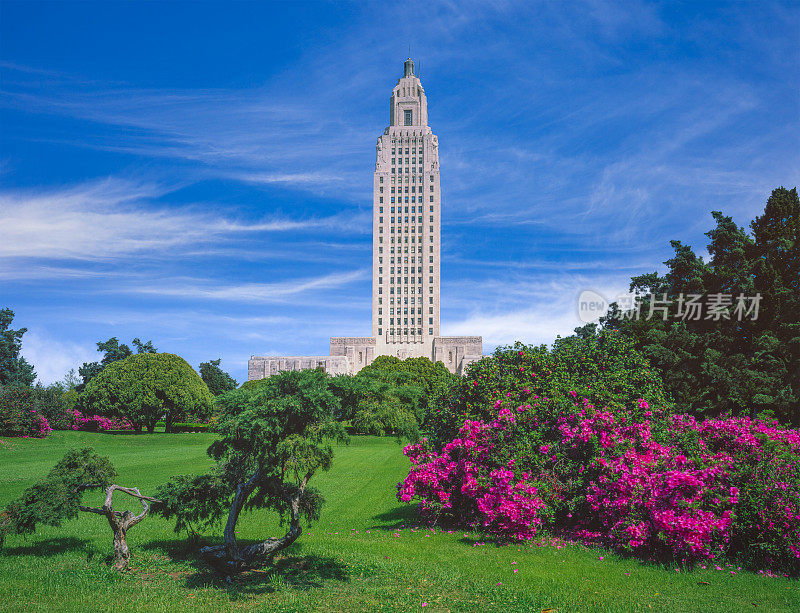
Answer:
xmin=249 ymin=59 xmax=481 ymax=380
xmin=372 ymin=58 xmax=441 ymax=357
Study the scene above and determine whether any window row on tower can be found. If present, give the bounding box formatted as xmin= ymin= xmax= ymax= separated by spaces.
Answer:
xmin=389 ymin=185 xmax=433 ymax=194
xmin=380 ymin=212 xmax=436 ymax=220
xmin=375 ymin=292 xmax=436 ymax=338
xmin=391 ymin=146 xmax=422 ymax=155
xmin=388 ymin=329 xmax=423 ymax=337
xmin=376 ymin=260 xmax=435 ymax=273
xmin=385 ymin=174 xmax=436 ymax=185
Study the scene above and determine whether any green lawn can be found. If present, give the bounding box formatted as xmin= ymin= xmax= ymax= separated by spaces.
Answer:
xmin=0 ymin=431 xmax=797 ymax=612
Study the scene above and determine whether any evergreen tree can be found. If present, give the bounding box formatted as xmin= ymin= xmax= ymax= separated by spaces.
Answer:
xmin=0 ymin=309 xmax=36 ymax=386
xmin=155 ymin=369 xmax=347 ymax=576
xmin=199 ymin=358 xmax=238 ymax=396
xmin=601 ymin=187 xmax=799 ymax=424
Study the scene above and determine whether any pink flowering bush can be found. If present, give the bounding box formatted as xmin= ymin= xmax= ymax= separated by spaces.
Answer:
xmin=561 ymin=400 xmax=738 ymax=560
xmin=0 ymin=386 xmax=52 ymax=438
xmin=398 ymin=342 xmax=800 ymax=575
xmin=667 ymin=413 xmax=800 ymax=571
xmin=63 ymin=409 xmax=133 ymax=432
xmin=399 ymin=416 xmax=546 ymax=540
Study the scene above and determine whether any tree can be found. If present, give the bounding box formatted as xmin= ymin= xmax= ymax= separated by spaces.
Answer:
xmin=0 ymin=308 xmax=36 ymax=386
xmin=155 ymin=369 xmax=348 ymax=576
xmin=81 ymin=353 xmax=213 ymax=433
xmin=361 ymin=354 xmax=402 ymax=372
xmin=76 ymin=361 xmax=104 ymax=392
xmin=327 ymin=356 xmax=459 ymax=438
xmin=328 ymin=374 xmax=371 ymax=421
xmin=131 ymin=338 xmax=157 ymax=354
xmin=76 ymin=337 xmax=158 ymax=391
xmin=328 ymin=364 xmax=429 ymax=438
xmin=358 ymin=355 xmax=458 ymax=426
xmin=61 ymin=368 xmax=80 ymax=391
xmin=13 ymin=358 xmax=36 ymax=387
xmin=199 ymin=358 xmax=238 ymax=396
xmin=427 ymin=332 xmax=670 ymax=448
xmin=750 ymin=187 xmax=800 ymax=422
xmin=600 ymin=187 xmax=799 ymax=424
xmin=0 ymin=448 xmax=161 ymax=570
xmin=97 ymin=338 xmax=133 ymax=366
xmin=350 ymin=369 xmax=422 ymax=439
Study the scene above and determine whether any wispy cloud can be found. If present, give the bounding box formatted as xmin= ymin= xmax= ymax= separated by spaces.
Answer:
xmin=444 ymin=307 xmax=579 ymax=348
xmin=126 ymin=269 xmax=368 ymax=303
xmin=443 ymin=273 xmax=632 ymax=348
xmin=0 ymin=177 xmax=366 ymax=263
xmin=233 ymin=172 xmax=345 ymax=187
xmin=0 ymin=263 xmax=116 ymax=280
xmin=0 ymin=63 xmax=376 ymax=198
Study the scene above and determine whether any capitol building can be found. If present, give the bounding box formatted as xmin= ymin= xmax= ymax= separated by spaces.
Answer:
xmin=248 ymin=59 xmax=482 ymax=381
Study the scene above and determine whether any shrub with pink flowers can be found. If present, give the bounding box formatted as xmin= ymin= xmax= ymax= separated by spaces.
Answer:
xmin=398 ymin=338 xmax=800 ymax=575
xmin=400 ymin=417 xmax=548 ymax=541
xmin=62 ymin=409 xmax=133 ymax=432
xmin=0 ymin=386 xmax=52 ymax=438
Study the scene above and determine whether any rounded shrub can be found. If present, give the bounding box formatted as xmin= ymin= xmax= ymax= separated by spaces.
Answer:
xmin=399 ymin=334 xmax=800 ymax=575
xmin=0 ymin=386 xmax=52 ymax=438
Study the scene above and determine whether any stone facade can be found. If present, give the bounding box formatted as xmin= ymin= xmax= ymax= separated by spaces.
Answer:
xmin=248 ymin=59 xmax=483 ymax=381
xmin=433 ymin=337 xmax=484 ymax=374
xmin=248 ymin=355 xmax=350 ymax=379
xmin=372 ymin=57 xmax=440 ymax=351
xmin=329 ymin=337 xmax=376 ymax=372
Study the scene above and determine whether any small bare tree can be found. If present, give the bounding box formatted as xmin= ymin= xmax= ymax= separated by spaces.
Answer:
xmin=0 ymin=448 xmax=160 ymax=570
xmin=78 ymin=484 xmax=161 ymax=570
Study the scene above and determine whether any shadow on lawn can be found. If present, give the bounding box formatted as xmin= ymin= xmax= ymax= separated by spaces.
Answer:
xmin=2 ymin=536 xmax=93 ymax=558
xmin=369 ymin=505 xmax=420 ymax=530
xmin=187 ymin=551 xmax=350 ymax=594
xmin=141 ymin=535 xmax=199 ymax=561
xmin=142 ymin=538 xmax=350 ymax=594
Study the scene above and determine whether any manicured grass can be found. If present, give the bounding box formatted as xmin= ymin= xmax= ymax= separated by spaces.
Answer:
xmin=0 ymin=431 xmax=797 ymax=612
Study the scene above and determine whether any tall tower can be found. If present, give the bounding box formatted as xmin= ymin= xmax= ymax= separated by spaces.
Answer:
xmin=250 ymin=59 xmax=481 ymax=381
xmin=372 ymin=58 xmax=441 ymax=358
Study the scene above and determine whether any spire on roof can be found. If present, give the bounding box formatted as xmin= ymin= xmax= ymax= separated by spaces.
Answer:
xmin=403 ymin=57 xmax=415 ymax=77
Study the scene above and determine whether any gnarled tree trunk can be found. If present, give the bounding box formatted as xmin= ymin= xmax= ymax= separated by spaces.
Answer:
xmin=79 ymin=485 xmax=161 ymax=570
xmin=200 ymin=470 xmax=311 ymax=577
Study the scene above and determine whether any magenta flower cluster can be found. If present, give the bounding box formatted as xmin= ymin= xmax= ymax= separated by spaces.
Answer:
xmin=65 ymin=409 xmax=133 ymax=432
xmin=562 ymin=399 xmax=737 ymax=559
xmin=0 ymin=404 xmax=52 ymax=438
xmin=27 ymin=410 xmax=52 ymax=438
xmin=399 ymin=411 xmax=546 ymax=541
xmin=398 ymin=392 xmax=800 ymax=572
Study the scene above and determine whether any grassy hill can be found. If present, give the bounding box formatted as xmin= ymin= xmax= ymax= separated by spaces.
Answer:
xmin=0 ymin=431 xmax=797 ymax=612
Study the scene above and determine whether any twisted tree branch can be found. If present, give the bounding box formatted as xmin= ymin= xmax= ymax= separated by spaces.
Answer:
xmin=78 ymin=484 xmax=162 ymax=570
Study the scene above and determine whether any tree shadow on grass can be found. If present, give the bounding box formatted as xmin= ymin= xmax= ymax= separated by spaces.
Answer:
xmin=369 ymin=505 xmax=420 ymax=530
xmin=186 ymin=551 xmax=351 ymax=595
xmin=140 ymin=535 xmax=201 ymax=562
xmin=142 ymin=537 xmax=351 ymax=595
xmin=2 ymin=536 xmax=93 ymax=558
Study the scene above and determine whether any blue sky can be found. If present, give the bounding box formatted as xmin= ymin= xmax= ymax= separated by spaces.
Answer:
xmin=1 ymin=1 xmax=798 ymax=384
